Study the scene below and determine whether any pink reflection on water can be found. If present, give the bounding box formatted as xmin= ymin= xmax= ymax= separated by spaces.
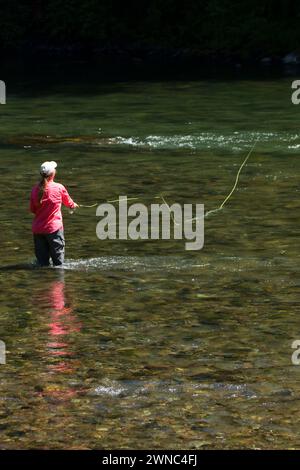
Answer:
xmin=46 ymin=280 xmax=81 ymax=372
xmin=34 ymin=277 xmax=84 ymax=401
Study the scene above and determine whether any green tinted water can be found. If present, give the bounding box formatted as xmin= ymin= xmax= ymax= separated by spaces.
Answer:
xmin=0 ymin=77 xmax=299 ymax=449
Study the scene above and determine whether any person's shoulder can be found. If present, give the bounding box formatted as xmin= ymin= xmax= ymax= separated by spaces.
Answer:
xmin=52 ymin=181 xmax=65 ymax=190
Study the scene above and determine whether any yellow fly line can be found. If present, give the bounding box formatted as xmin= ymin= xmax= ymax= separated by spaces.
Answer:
xmin=204 ymin=137 xmax=258 ymax=218
xmin=78 ymin=139 xmax=258 ymax=221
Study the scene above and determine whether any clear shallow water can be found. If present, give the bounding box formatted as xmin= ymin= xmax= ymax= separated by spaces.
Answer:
xmin=0 ymin=77 xmax=299 ymax=449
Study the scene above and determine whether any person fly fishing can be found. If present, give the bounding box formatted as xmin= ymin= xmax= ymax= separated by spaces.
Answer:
xmin=30 ymin=161 xmax=78 ymax=267
xmin=28 ymin=141 xmax=257 ymax=268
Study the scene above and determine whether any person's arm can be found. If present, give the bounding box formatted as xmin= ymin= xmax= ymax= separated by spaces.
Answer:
xmin=30 ymin=189 xmax=37 ymax=214
xmin=61 ymin=185 xmax=78 ymax=209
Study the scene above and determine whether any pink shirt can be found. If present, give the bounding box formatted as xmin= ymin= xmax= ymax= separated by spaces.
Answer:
xmin=30 ymin=179 xmax=75 ymax=234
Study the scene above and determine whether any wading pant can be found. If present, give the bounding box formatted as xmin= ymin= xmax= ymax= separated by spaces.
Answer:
xmin=33 ymin=229 xmax=65 ymax=267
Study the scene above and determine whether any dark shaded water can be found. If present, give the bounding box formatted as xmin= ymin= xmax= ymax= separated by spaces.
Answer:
xmin=0 ymin=77 xmax=299 ymax=449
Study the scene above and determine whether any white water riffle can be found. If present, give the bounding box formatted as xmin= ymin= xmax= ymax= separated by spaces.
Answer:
xmin=106 ymin=131 xmax=300 ymax=151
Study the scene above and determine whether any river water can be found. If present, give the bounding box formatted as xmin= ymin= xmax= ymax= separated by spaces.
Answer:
xmin=0 ymin=75 xmax=299 ymax=449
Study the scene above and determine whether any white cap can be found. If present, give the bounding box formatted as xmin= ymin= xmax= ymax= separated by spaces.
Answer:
xmin=40 ymin=161 xmax=57 ymax=176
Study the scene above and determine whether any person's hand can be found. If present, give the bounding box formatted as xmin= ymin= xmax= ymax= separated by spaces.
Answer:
xmin=73 ymin=203 xmax=79 ymax=209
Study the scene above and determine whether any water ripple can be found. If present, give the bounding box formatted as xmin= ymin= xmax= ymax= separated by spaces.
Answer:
xmin=109 ymin=132 xmax=300 ymax=151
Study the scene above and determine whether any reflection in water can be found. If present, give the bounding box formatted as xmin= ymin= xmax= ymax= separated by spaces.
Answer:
xmin=34 ymin=272 xmax=82 ymax=400
xmin=46 ymin=277 xmax=81 ymax=369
